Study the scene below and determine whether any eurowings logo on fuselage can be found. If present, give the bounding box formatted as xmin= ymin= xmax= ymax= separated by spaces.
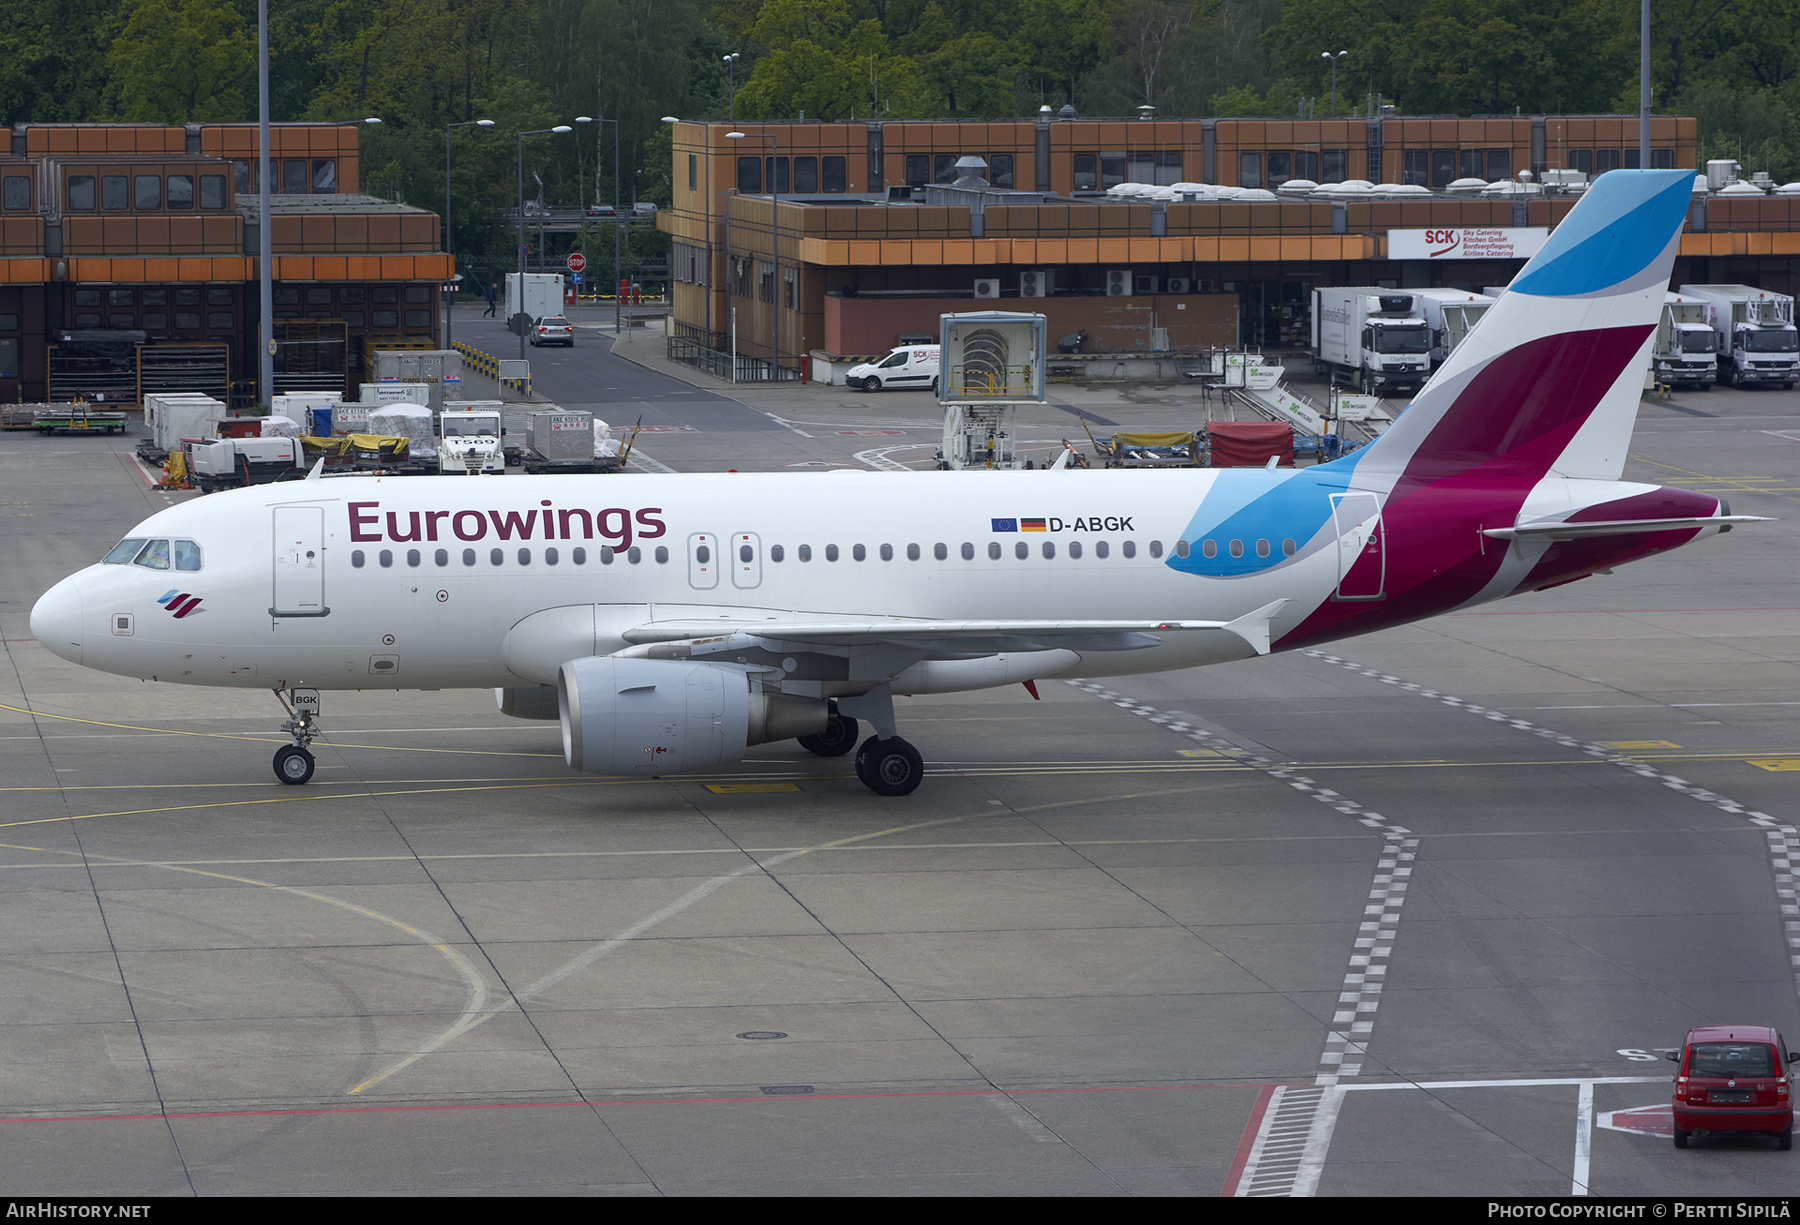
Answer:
xmin=157 ymin=589 xmax=204 ymax=618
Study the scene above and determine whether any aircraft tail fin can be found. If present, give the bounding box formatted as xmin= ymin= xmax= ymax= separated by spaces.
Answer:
xmin=1354 ymin=169 xmax=1694 ymax=486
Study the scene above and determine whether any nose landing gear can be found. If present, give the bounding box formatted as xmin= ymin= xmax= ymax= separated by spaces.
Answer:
xmin=273 ymin=687 xmax=321 ymax=785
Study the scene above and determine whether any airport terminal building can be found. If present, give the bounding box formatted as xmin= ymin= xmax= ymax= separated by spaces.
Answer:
xmin=0 ymin=122 xmax=448 ymax=404
xmin=659 ymin=113 xmax=1800 ymax=375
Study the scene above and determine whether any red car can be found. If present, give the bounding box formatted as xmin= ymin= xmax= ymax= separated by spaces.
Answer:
xmin=1667 ymin=1025 xmax=1795 ymax=1149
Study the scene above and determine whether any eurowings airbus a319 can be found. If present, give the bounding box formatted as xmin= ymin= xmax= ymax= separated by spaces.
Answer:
xmin=30 ymin=170 xmax=1761 ymax=795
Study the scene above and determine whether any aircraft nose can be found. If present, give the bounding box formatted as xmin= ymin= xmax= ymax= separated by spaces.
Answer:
xmin=30 ymin=577 xmax=83 ymax=665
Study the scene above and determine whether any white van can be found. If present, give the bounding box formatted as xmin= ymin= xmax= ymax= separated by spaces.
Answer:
xmin=845 ymin=344 xmax=940 ymax=392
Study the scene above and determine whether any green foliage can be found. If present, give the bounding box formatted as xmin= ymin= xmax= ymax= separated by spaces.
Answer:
xmin=103 ymin=0 xmax=255 ymax=122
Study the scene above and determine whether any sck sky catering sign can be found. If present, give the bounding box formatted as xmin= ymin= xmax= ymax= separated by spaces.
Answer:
xmin=1387 ymin=227 xmax=1549 ymax=260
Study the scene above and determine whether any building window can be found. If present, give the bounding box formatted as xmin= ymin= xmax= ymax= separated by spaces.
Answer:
xmin=283 ymin=159 xmax=307 ymax=193
xmin=906 ymin=154 xmax=930 ymax=186
xmin=306 ymin=287 xmax=333 ymax=306
xmin=312 ymin=159 xmax=336 ymax=192
xmin=102 ymin=175 xmax=128 ymax=209
xmin=108 ymin=289 xmax=134 ymax=307
xmin=822 ymin=155 xmax=846 ymax=192
xmin=232 ymin=160 xmax=254 ymax=193
xmin=783 ymin=265 xmax=796 ymax=310
xmin=1488 ymin=149 xmax=1511 ymax=180
xmin=764 ymin=156 xmax=789 ymax=194
xmin=1072 ymin=153 xmax=1097 ymax=190
xmin=404 ymin=285 xmax=430 ymax=304
xmin=736 ymin=156 xmax=761 ymax=194
xmin=758 ymin=261 xmax=773 ymax=304
xmin=208 ymin=312 xmax=233 ymax=328
xmin=174 ymin=312 xmax=201 ymax=329
xmin=68 ymin=176 xmax=96 ymax=211
xmin=1402 ymin=150 xmax=1429 ymax=187
xmin=200 ymin=174 xmax=227 ymax=209
xmin=1595 ymin=149 xmax=1621 ymax=175
xmin=1238 ymin=153 xmax=1261 ymax=189
xmin=340 ymin=287 xmax=365 ymax=304
xmin=3 ymin=176 xmax=29 ymax=210
xmin=174 ymin=287 xmax=201 ymax=306
xmin=688 ymin=153 xmax=697 ymax=192
xmin=1652 ymin=148 xmax=1674 ymax=169
xmin=794 ymin=156 xmax=818 ymax=193
xmin=933 ymin=153 xmax=960 ymax=184
xmin=108 ymin=313 xmax=134 ymax=328
xmin=1266 ymin=151 xmax=1292 ymax=185
xmin=135 ymin=175 xmax=161 ymax=209
xmin=1321 ymin=150 xmax=1347 ymax=183
xmin=1568 ymin=149 xmax=1593 ymax=176
xmin=404 ymin=310 xmax=430 ymax=327
xmin=142 ymin=313 xmax=167 ymax=329
xmin=167 ymin=175 xmax=194 ymax=208
xmin=1430 ymin=150 xmax=1455 ymax=190
xmin=1293 ymin=151 xmax=1319 ymax=181
xmin=341 ymin=311 xmax=365 ymax=327
xmin=207 ymin=287 xmax=232 ymax=306
xmin=371 ymin=286 xmax=398 ymax=304
xmin=372 ymin=310 xmax=398 ymax=328
xmin=990 ymin=153 xmax=1015 ymax=188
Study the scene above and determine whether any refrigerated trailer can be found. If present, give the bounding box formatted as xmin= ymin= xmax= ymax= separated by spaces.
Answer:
xmin=1310 ymin=288 xmax=1431 ymax=396
xmin=1676 ymin=284 xmax=1799 ymax=388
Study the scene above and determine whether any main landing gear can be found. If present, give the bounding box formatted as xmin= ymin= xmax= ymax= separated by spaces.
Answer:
xmin=808 ymin=688 xmax=926 ymax=797
xmin=272 ymin=687 xmax=321 ymax=785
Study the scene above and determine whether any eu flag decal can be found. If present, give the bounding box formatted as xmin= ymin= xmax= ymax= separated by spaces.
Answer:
xmin=991 ymin=518 xmax=1019 ymax=532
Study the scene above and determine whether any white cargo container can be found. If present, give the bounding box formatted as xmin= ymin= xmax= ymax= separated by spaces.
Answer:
xmin=525 ymin=410 xmax=596 ymax=466
xmin=505 ymin=273 xmax=564 ymax=324
xmin=367 ymin=351 xmax=463 ymax=410
xmin=1309 ymin=288 xmax=1431 ymax=396
xmin=1411 ymin=288 xmax=1495 ymax=365
xmin=1652 ymin=292 xmax=1719 ymax=389
xmin=143 ymin=393 xmax=225 ymax=454
xmin=1677 ymin=284 xmax=1800 ymax=387
xmin=358 ymin=382 xmax=432 ymax=406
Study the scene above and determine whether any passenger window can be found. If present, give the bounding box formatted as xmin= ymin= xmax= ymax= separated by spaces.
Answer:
xmin=1096 ymin=541 xmax=1109 ymax=558
xmin=379 ymin=549 xmax=393 ymax=568
xmin=1283 ymin=539 xmax=1297 ymax=557
xmin=518 ymin=548 xmax=531 ymax=565
xmin=654 ymin=546 xmax=669 ymax=564
xmin=104 ymin=538 xmax=148 ymax=564
xmin=1229 ymin=540 xmax=1244 ymax=558
xmin=961 ymin=542 xmax=974 ymax=560
xmin=987 ymin=542 xmax=1001 ymax=560
xmin=490 ymin=548 xmax=503 ymax=565
xmin=1069 ymin=541 xmax=1082 ymax=559
xmin=350 ymin=550 xmax=365 ymax=569
xmin=435 ymin=549 xmax=449 ymax=566
xmin=852 ymin=544 xmax=866 ymax=561
xmin=600 ymin=547 xmax=615 ymax=565
xmin=572 ymin=547 xmax=586 ymax=564
xmin=1256 ymin=539 xmax=1271 ymax=558
xmin=546 ymin=547 xmax=559 ymax=565
xmin=463 ymin=549 xmax=477 ymax=566
xmin=826 ymin=544 xmax=839 ymax=561
xmin=1121 ymin=541 xmax=1136 ymax=559
xmin=696 ymin=544 xmax=711 ymax=564
xmin=1202 ymin=540 xmax=1217 ymax=558
xmin=932 ymin=543 xmax=945 ymax=560
xmin=1014 ymin=541 xmax=1028 ymax=560
xmin=1174 ymin=540 xmax=1190 ymax=559
xmin=771 ymin=544 xmax=785 ymax=562
xmin=406 ymin=549 xmax=421 ymax=566
xmin=881 ymin=544 xmax=894 ymax=561
xmin=1149 ymin=540 xmax=1163 ymax=559
xmin=798 ymin=544 xmax=812 ymax=561
xmin=1042 ymin=541 xmax=1055 ymax=559
xmin=739 ymin=544 xmax=752 ymax=563
xmin=627 ymin=547 xmax=641 ymax=564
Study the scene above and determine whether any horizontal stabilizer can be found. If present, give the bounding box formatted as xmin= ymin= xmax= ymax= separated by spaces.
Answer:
xmin=1483 ymin=516 xmax=1770 ymax=541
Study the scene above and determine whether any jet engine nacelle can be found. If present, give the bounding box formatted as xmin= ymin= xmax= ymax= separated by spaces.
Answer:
xmin=556 ymin=656 xmax=827 ymax=775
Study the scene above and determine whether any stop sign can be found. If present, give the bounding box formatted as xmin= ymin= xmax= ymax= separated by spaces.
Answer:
xmin=567 ymin=252 xmax=587 ymax=273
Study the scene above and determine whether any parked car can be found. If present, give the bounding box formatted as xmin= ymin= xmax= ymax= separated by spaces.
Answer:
xmin=1667 ymin=1025 xmax=1795 ymax=1149
xmin=529 ymin=316 xmax=575 ymax=347
xmin=844 ymin=344 xmax=940 ymax=393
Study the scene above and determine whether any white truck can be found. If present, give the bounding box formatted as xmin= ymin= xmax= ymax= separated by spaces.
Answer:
xmin=437 ymin=407 xmax=505 ymax=475
xmin=1413 ymin=288 xmax=1494 ymax=366
xmin=505 ymin=273 xmax=565 ymax=329
xmin=1310 ymin=288 xmax=1431 ymax=397
xmin=1677 ymin=284 xmax=1799 ymax=388
xmin=188 ymin=437 xmax=305 ymax=493
xmin=1652 ymin=292 xmax=1719 ymax=389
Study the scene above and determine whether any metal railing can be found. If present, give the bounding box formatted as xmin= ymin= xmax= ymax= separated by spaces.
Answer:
xmin=946 ymin=364 xmax=1036 ymax=398
xmin=667 ymin=336 xmax=802 ymax=382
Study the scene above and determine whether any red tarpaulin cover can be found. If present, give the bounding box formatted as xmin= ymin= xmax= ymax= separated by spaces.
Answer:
xmin=1206 ymin=421 xmax=1294 ymax=467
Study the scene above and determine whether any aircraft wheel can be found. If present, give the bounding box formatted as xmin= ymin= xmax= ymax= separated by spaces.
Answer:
xmin=798 ymin=712 xmax=859 ymax=757
xmin=274 ymin=744 xmax=315 ymax=785
xmin=854 ymin=735 xmax=923 ymax=796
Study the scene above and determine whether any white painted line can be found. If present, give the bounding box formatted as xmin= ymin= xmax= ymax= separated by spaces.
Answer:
xmin=627 ymin=447 xmax=676 ymax=474
xmin=985 ymin=1092 xmax=1061 ymax=1142
xmin=1572 ymin=1081 xmax=1594 ymax=1196
xmin=854 ymin=445 xmax=916 ymax=471
xmin=1337 ymin=1076 xmax=1665 ymax=1091
xmin=1292 ymin=1086 xmax=1346 ymax=1198
xmin=761 ymin=411 xmax=813 ymax=437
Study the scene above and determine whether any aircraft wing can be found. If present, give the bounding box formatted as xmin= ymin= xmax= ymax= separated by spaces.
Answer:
xmin=620 ymin=600 xmax=1290 ymax=657
xmin=1483 ymin=515 xmax=1770 ymax=541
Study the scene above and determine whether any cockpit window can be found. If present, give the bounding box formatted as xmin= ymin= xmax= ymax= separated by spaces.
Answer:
xmin=103 ymin=538 xmax=148 ymax=564
xmin=133 ymin=539 xmax=171 ymax=570
xmin=174 ymin=540 xmax=201 ymax=571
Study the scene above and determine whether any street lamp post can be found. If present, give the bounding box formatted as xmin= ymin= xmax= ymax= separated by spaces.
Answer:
xmin=723 ymin=54 xmax=741 ymax=126
xmin=583 ymin=117 xmax=624 ymax=336
xmin=518 ymin=125 xmax=574 ymax=359
xmin=726 ymin=130 xmax=779 ymax=380
xmin=1321 ymin=50 xmax=1348 ymax=117
xmin=445 ymin=118 xmax=494 ymax=349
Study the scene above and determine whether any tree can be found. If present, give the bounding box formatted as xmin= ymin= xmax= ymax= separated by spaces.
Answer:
xmin=103 ymin=0 xmax=254 ymax=122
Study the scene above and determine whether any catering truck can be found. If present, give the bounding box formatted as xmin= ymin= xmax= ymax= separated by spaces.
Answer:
xmin=1677 ymin=284 xmax=1799 ymax=388
xmin=1651 ymin=292 xmax=1719 ymax=389
xmin=1413 ymin=288 xmax=1494 ymax=366
xmin=437 ymin=406 xmax=505 ymax=475
xmin=1310 ymin=287 xmax=1431 ymax=396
